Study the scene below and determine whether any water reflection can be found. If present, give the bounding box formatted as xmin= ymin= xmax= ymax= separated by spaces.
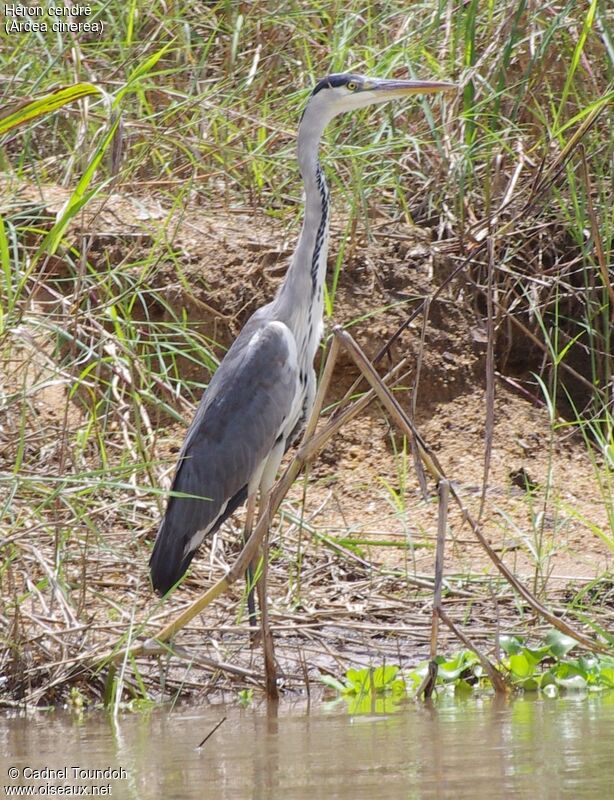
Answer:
xmin=2 ymin=694 xmax=614 ymax=799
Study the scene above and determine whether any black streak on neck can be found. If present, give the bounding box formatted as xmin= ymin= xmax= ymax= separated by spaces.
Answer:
xmin=310 ymin=163 xmax=329 ymax=296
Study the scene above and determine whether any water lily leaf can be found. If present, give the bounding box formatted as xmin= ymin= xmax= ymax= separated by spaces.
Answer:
xmin=509 ymin=653 xmax=534 ymax=678
xmin=437 ymin=663 xmax=466 ymax=681
xmin=391 ymin=679 xmax=407 ymax=696
xmin=343 ymin=668 xmax=367 ymax=693
xmin=579 ymin=655 xmax=599 ymax=675
xmin=599 ymin=666 xmax=614 ymax=688
xmin=545 ymin=630 xmax=578 ymax=658
xmin=552 ymin=661 xmax=588 ymax=691
xmin=523 ymin=646 xmax=551 ymax=666
xmin=500 ymin=635 xmax=524 ymax=655
xmin=555 ymin=673 xmax=587 ymax=690
xmin=540 ymin=670 xmax=557 ymax=688
xmin=372 ymin=665 xmax=399 ymax=690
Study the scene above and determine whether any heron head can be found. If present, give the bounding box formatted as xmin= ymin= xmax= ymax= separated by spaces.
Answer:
xmin=306 ymin=72 xmax=457 ymax=120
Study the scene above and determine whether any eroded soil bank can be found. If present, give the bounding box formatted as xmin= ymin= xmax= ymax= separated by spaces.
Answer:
xmin=1 ymin=181 xmax=612 ymax=705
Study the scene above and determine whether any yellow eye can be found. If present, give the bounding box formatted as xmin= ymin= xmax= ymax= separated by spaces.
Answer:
xmin=347 ymin=81 xmax=358 ymax=91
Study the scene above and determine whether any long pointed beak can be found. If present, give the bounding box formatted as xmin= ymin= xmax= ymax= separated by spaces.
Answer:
xmin=367 ymin=78 xmax=457 ymax=96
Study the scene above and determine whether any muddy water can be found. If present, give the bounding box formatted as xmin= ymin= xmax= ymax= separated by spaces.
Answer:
xmin=2 ymin=696 xmax=613 ymax=799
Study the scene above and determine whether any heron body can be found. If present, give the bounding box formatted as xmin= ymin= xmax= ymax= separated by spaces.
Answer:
xmin=150 ymin=73 xmax=454 ymax=596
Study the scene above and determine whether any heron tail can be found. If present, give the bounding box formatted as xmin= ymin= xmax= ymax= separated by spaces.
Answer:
xmin=149 ymin=483 xmax=249 ymax=595
xmin=149 ymin=522 xmax=196 ymax=596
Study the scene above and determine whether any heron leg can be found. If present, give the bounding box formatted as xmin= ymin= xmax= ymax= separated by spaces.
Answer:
xmin=243 ymin=493 xmax=258 ymax=627
xmin=255 ymin=495 xmax=278 ymax=699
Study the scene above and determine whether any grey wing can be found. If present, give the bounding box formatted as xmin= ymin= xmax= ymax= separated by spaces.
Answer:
xmin=150 ymin=320 xmax=298 ymax=594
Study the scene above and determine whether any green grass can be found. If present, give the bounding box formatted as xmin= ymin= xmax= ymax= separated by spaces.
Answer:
xmin=1 ymin=0 xmax=613 ymax=704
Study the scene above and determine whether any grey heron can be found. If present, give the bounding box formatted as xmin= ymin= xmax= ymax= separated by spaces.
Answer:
xmin=150 ymin=72 xmax=454 ymax=597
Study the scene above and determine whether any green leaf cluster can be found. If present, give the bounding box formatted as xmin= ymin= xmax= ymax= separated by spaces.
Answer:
xmin=407 ymin=650 xmax=483 ymax=695
xmin=321 ymin=665 xmax=407 ymax=714
xmin=322 ymin=631 xmax=614 ymax=711
xmin=501 ymin=631 xmax=614 ymax=695
xmin=321 ymin=664 xmax=405 ymax=696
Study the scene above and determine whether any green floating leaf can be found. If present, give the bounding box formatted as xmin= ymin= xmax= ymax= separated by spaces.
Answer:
xmin=238 ymin=688 xmax=253 ymax=706
xmin=509 ymin=653 xmax=534 ymax=679
xmin=500 ymin=635 xmax=524 ymax=655
xmin=345 ymin=667 xmax=370 ymax=693
xmin=454 ymin=679 xmax=474 ymax=696
xmin=552 ymin=661 xmax=587 ymax=690
xmin=545 ymin=630 xmax=579 ymax=659
xmin=555 ymin=673 xmax=588 ymax=691
xmin=345 ymin=666 xmax=401 ymax=694
xmin=371 ymin=665 xmax=399 ymax=690
xmin=579 ymin=655 xmax=600 ymax=676
xmin=598 ymin=667 xmax=614 ymax=688
xmin=523 ymin=646 xmax=551 ymax=666
xmin=438 ymin=664 xmax=466 ymax=681
xmin=391 ymin=679 xmax=407 ymax=697
xmin=436 ymin=650 xmax=479 ymax=682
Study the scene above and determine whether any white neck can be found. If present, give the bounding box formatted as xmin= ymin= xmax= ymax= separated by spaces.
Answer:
xmin=273 ymin=104 xmax=334 ymax=364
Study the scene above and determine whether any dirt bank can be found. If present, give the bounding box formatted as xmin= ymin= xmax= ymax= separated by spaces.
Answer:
xmin=1 ymin=180 xmax=611 ymax=705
